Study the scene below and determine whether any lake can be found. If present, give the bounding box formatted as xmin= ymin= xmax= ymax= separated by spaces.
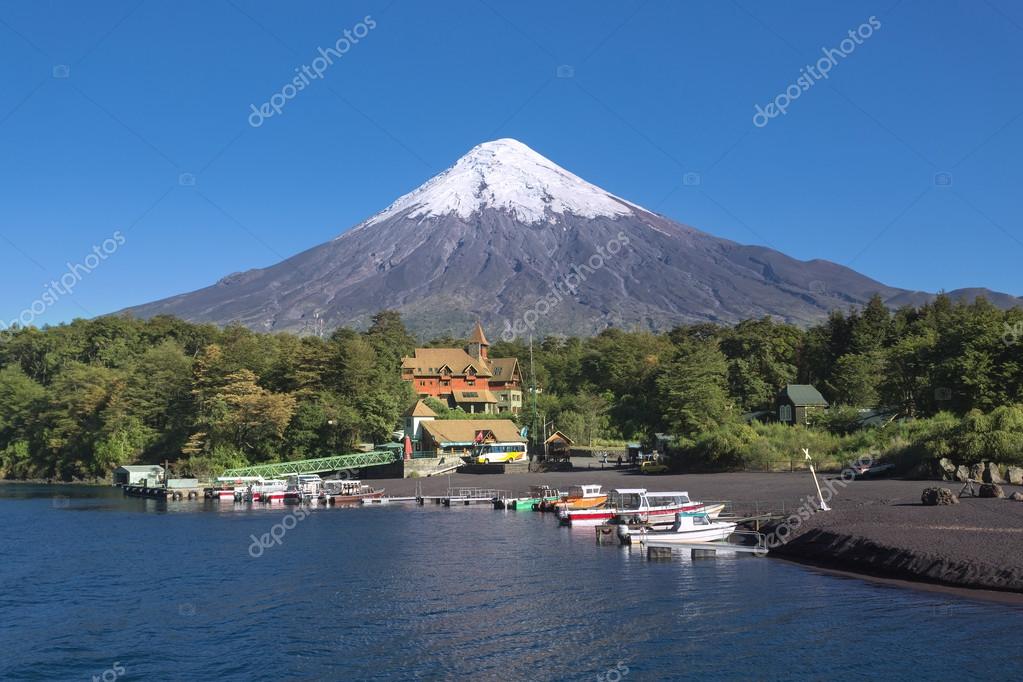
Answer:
xmin=1 ymin=483 xmax=1021 ymax=681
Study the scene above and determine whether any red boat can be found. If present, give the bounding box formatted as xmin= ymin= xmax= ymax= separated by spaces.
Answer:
xmin=321 ymin=480 xmax=385 ymax=505
xmin=558 ymin=489 xmax=724 ymax=525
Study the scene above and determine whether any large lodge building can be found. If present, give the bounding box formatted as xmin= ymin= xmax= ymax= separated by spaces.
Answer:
xmin=400 ymin=323 xmax=523 ymax=414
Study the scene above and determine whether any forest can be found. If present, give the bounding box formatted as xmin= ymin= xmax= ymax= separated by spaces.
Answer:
xmin=0 ymin=294 xmax=1021 ymax=480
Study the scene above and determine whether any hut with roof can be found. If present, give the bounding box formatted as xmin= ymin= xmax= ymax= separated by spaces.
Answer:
xmin=776 ymin=384 xmax=829 ymax=425
xmin=418 ymin=418 xmax=525 ymax=457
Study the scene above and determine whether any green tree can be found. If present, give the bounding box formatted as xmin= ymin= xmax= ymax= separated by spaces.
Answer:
xmin=656 ymin=339 xmax=731 ymax=438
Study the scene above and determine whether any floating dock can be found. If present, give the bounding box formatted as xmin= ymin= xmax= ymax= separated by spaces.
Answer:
xmin=122 ymin=484 xmax=202 ymax=500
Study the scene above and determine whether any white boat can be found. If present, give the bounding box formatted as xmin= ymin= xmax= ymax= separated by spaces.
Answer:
xmin=558 ymin=489 xmax=724 ymax=525
xmin=248 ymin=479 xmax=288 ymax=502
xmin=212 ymin=476 xmax=263 ymax=501
xmin=285 ymin=474 xmax=323 ymax=502
xmin=616 ymin=512 xmax=738 ymax=545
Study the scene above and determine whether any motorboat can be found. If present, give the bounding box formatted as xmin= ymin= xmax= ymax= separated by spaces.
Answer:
xmin=541 ymin=484 xmax=606 ymax=512
xmin=210 ymin=476 xmax=263 ymax=501
xmin=248 ymin=479 xmax=288 ymax=502
xmin=321 ymin=479 xmax=385 ymax=505
xmin=559 ymin=489 xmax=724 ymax=525
xmin=284 ymin=474 xmax=323 ymax=503
xmin=498 ymin=485 xmax=561 ymax=510
xmin=616 ymin=512 xmax=738 ymax=544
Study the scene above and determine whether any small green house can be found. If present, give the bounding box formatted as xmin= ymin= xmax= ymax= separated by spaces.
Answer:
xmin=777 ymin=385 xmax=828 ymax=425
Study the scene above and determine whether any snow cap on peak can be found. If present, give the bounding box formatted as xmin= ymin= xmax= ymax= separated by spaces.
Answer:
xmin=363 ymin=138 xmax=645 ymax=226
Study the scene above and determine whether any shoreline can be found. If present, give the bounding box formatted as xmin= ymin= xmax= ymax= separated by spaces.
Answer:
xmin=9 ymin=470 xmax=1023 ymax=597
xmin=773 ymin=555 xmax=1023 ymax=606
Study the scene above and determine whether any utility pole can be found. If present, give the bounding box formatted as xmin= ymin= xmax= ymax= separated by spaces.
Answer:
xmin=529 ymin=334 xmax=538 ymax=455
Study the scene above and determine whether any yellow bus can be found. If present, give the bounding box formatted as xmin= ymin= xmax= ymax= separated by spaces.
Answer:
xmin=475 ymin=442 xmax=528 ymax=464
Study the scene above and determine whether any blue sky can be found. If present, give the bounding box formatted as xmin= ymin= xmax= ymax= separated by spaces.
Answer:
xmin=1 ymin=0 xmax=1021 ymax=327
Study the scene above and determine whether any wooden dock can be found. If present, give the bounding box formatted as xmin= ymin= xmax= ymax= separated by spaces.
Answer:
xmin=122 ymin=484 xmax=202 ymax=500
xmin=416 ymin=487 xmax=511 ymax=506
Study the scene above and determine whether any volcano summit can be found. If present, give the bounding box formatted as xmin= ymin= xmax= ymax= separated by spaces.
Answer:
xmin=124 ymin=139 xmax=1019 ymax=337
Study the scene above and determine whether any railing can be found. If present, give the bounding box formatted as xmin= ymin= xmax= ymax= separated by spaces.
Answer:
xmin=220 ymin=450 xmax=399 ymax=478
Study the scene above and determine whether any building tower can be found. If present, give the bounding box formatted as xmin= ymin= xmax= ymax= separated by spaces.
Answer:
xmin=466 ymin=321 xmax=490 ymax=362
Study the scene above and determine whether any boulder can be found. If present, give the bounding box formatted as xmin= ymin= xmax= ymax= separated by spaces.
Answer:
xmin=936 ymin=457 xmax=956 ymax=480
xmin=978 ymin=483 xmax=1005 ymax=499
xmin=982 ymin=462 xmax=1005 ymax=484
xmin=921 ymin=487 xmax=959 ymax=505
xmin=970 ymin=463 xmax=986 ymax=481
xmin=1010 ymin=492 xmax=1023 ymax=502
xmin=955 ymin=465 xmax=971 ymax=482
xmin=1007 ymin=466 xmax=1023 ymax=486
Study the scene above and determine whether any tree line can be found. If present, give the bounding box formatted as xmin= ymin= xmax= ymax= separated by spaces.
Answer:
xmin=0 ymin=294 xmax=1020 ymax=479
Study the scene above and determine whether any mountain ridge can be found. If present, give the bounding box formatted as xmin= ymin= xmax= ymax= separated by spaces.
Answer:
xmin=121 ymin=139 xmax=1021 ymax=337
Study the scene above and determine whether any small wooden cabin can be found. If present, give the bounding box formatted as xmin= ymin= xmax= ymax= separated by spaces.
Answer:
xmin=777 ymin=384 xmax=829 ymax=425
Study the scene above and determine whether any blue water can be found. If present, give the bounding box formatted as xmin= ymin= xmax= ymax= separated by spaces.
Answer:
xmin=1 ymin=484 xmax=1021 ymax=681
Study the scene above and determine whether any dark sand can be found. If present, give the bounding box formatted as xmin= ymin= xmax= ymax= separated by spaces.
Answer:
xmin=375 ymin=466 xmax=1023 ymax=595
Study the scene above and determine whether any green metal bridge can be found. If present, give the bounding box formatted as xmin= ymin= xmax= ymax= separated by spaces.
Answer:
xmin=220 ymin=450 xmax=399 ymax=479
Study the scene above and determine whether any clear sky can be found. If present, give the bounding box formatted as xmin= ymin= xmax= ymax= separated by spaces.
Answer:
xmin=1 ymin=0 xmax=1020 ymax=327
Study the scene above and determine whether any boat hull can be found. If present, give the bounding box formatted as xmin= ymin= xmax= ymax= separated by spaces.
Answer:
xmin=326 ymin=490 xmax=385 ymax=505
xmin=621 ymin=523 xmax=737 ymax=544
xmin=561 ymin=502 xmax=724 ymax=526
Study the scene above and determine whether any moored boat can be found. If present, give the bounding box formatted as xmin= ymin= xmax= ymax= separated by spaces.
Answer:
xmin=502 ymin=485 xmax=561 ymax=510
xmin=540 ymin=484 xmax=606 ymax=512
xmin=321 ymin=479 xmax=385 ymax=505
xmin=613 ymin=511 xmax=736 ymax=543
xmin=211 ymin=476 xmax=263 ymax=502
xmin=284 ymin=474 xmax=323 ymax=503
xmin=559 ymin=489 xmax=723 ymax=525
xmin=247 ymin=479 xmax=287 ymax=502
xmin=616 ymin=512 xmax=737 ymax=545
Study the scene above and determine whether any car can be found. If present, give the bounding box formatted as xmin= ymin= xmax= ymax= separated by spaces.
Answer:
xmin=640 ymin=460 xmax=669 ymax=474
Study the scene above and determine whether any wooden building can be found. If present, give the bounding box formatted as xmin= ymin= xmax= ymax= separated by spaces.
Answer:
xmin=419 ymin=419 xmax=525 ymax=456
xmin=777 ymin=384 xmax=829 ymax=425
xmin=401 ymin=323 xmax=523 ymax=414
xmin=113 ymin=464 xmax=164 ymax=486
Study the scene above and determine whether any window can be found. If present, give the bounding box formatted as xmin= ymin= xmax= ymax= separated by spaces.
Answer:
xmin=779 ymin=404 xmax=792 ymax=422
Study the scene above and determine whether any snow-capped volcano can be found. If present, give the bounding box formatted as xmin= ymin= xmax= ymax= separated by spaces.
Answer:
xmin=122 ymin=138 xmax=1021 ymax=336
xmin=362 ymin=138 xmax=643 ymax=226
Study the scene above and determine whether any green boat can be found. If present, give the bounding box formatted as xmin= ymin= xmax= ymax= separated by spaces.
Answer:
xmin=505 ymin=486 xmax=561 ymax=510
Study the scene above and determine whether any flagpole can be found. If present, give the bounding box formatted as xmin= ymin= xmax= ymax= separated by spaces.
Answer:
xmin=803 ymin=448 xmax=830 ymax=511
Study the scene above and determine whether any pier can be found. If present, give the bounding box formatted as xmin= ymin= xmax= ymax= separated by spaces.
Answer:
xmin=416 ymin=487 xmax=512 ymax=506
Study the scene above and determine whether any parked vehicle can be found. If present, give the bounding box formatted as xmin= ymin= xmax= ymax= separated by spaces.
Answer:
xmin=474 ymin=442 xmax=528 ymax=464
xmin=639 ymin=460 xmax=669 ymax=474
